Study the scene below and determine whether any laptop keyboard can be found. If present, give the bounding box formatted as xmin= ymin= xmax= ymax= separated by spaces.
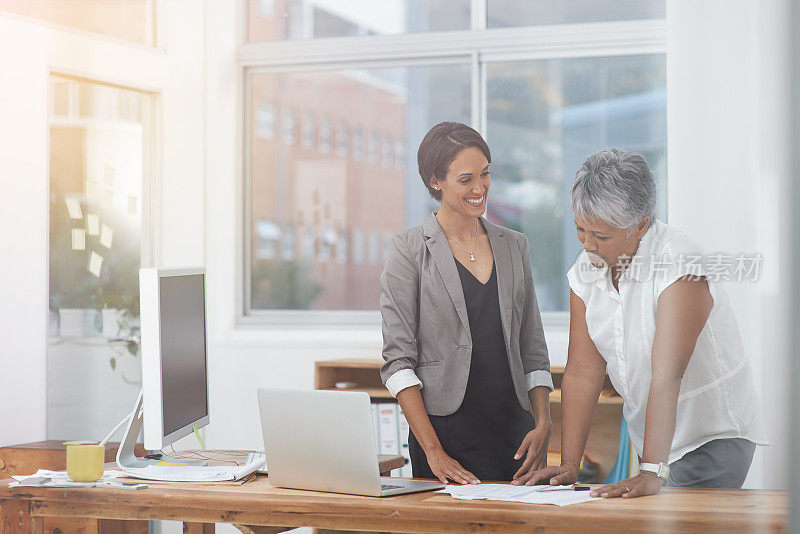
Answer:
xmin=381 ymin=484 xmax=404 ymax=490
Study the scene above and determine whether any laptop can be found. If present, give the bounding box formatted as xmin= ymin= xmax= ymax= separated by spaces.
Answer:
xmin=257 ymin=388 xmax=445 ymax=497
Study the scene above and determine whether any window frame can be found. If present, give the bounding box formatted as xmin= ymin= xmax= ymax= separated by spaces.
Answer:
xmin=238 ymin=6 xmax=666 ymax=328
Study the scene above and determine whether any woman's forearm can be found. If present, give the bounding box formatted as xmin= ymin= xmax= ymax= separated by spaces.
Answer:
xmin=528 ymin=386 xmax=552 ymax=431
xmin=641 ymin=377 xmax=681 ymax=464
xmin=560 ymin=369 xmax=604 ymax=469
xmin=396 ymin=386 xmax=443 ymax=455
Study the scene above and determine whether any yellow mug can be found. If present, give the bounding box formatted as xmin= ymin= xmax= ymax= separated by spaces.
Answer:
xmin=64 ymin=441 xmax=105 ymax=482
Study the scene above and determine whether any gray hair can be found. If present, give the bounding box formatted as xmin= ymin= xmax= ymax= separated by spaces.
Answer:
xmin=570 ymin=149 xmax=656 ymax=234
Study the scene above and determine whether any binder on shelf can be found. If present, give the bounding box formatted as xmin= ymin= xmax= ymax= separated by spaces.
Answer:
xmin=370 ymin=402 xmax=380 ymax=452
xmin=378 ymin=403 xmax=399 ymax=459
xmin=397 ymin=404 xmax=412 ymax=477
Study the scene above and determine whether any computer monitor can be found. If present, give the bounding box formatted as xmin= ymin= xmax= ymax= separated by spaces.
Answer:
xmin=117 ymin=266 xmax=209 ymax=468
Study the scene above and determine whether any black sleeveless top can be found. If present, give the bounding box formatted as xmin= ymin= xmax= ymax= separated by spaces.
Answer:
xmin=407 ymin=258 xmax=536 ymax=482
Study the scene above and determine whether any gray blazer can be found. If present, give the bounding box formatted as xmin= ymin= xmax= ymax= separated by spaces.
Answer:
xmin=380 ymin=212 xmax=552 ymax=416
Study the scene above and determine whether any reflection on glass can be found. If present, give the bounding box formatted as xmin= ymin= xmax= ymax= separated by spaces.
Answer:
xmin=249 ymin=65 xmax=471 ymax=310
xmin=0 ymin=0 xmax=157 ymax=47
xmin=247 ymin=0 xmax=471 ymax=42
xmin=48 ymin=74 xmax=150 ymax=440
xmin=486 ymin=55 xmax=666 ymax=312
xmin=487 ymin=0 xmax=665 ymax=27
xmin=49 ymin=75 xmax=145 ymax=331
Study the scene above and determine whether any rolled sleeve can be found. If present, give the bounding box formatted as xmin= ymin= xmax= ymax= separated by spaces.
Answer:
xmin=385 ymin=369 xmax=423 ymax=397
xmin=525 ymin=369 xmax=554 ymax=391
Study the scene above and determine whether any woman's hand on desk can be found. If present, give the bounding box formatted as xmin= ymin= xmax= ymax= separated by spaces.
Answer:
xmin=426 ymin=448 xmax=480 ymax=485
xmin=590 ymin=472 xmax=663 ymax=499
xmin=511 ymin=462 xmax=578 ymax=486
xmin=511 ymin=426 xmax=551 ymax=481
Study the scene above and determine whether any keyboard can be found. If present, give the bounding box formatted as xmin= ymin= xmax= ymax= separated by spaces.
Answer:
xmin=381 ymin=484 xmax=404 ymax=490
xmin=121 ymin=452 xmax=266 ymax=482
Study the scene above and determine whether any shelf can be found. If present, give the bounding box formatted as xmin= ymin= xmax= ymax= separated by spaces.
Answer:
xmin=319 ymin=386 xmax=393 ymax=400
xmin=315 ymin=359 xmax=382 ymax=370
xmin=549 ymin=389 xmax=624 ymax=405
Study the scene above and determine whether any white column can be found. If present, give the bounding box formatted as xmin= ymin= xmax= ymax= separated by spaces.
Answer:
xmin=667 ymin=0 xmax=792 ymax=489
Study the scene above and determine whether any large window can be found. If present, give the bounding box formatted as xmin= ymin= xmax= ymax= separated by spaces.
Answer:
xmin=247 ymin=0 xmax=471 ymax=42
xmin=242 ymin=2 xmax=666 ymax=321
xmin=486 ymin=0 xmax=665 ymax=27
xmin=247 ymin=66 xmax=470 ymax=311
xmin=486 ymin=56 xmax=666 ymax=311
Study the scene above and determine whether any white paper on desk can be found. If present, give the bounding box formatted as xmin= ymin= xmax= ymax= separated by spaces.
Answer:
xmin=438 ymin=484 xmax=600 ymax=506
xmin=10 ymin=469 xmax=121 ymax=488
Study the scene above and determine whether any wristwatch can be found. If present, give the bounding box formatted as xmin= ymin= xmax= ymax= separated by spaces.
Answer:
xmin=639 ymin=462 xmax=670 ymax=481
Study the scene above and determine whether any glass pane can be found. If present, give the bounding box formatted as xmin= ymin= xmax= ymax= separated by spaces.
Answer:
xmin=486 ymin=55 xmax=667 ymax=312
xmin=488 ymin=0 xmax=665 ymax=27
xmin=0 ymin=0 xmax=157 ymax=47
xmin=249 ymin=65 xmax=471 ymax=310
xmin=48 ymin=75 xmax=149 ymax=439
xmin=247 ymin=0 xmax=471 ymax=42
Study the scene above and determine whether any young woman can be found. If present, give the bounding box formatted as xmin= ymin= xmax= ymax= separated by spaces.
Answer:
xmin=380 ymin=122 xmax=553 ymax=484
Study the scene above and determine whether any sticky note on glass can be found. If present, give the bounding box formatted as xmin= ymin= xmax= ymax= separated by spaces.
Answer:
xmin=87 ymin=214 xmax=100 ymax=236
xmin=85 ymin=180 xmax=99 ymax=202
xmin=127 ymin=195 xmax=138 ymax=216
xmin=65 ymin=198 xmax=83 ymax=220
xmin=88 ymin=251 xmax=103 ymax=277
xmin=71 ymin=229 xmax=86 ymax=251
xmin=103 ymin=165 xmax=116 ymax=185
xmin=102 ymin=190 xmax=114 ymax=210
xmin=100 ymin=225 xmax=113 ymax=249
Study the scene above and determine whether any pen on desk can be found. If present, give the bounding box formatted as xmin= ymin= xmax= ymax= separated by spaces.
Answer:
xmin=573 ymin=485 xmax=591 ymax=491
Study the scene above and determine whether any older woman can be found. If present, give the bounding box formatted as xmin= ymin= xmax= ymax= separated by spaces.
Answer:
xmin=380 ymin=122 xmax=553 ymax=485
xmin=516 ymin=149 xmax=766 ymax=497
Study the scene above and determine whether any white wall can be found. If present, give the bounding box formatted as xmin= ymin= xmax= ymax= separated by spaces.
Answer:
xmin=667 ymin=0 xmax=792 ymax=489
xmin=0 ymin=1 xmax=205 ymax=447
xmin=0 ymin=14 xmax=49 ymax=446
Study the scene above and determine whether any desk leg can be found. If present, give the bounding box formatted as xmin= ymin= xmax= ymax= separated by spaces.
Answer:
xmin=183 ymin=522 xmax=214 ymax=534
xmin=1 ymin=499 xmax=43 ymax=534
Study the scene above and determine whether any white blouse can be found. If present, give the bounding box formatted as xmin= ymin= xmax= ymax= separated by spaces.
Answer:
xmin=567 ymin=220 xmax=767 ymax=464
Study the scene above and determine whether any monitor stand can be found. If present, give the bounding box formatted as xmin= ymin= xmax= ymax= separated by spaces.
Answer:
xmin=117 ymin=389 xmax=157 ymax=469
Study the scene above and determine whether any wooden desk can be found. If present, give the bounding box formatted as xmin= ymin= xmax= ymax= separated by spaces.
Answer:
xmin=0 ymin=476 xmax=787 ymax=533
xmin=0 ymin=440 xmax=148 ymax=534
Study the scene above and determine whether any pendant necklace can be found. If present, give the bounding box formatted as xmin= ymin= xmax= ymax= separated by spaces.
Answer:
xmin=444 ymin=218 xmax=478 ymax=262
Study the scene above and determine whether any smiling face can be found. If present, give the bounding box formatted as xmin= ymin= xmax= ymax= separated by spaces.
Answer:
xmin=575 ymin=217 xmax=649 ymax=269
xmin=429 ymin=146 xmax=490 ymax=218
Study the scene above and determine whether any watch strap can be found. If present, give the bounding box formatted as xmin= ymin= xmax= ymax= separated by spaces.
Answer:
xmin=640 ymin=462 xmax=670 ymax=481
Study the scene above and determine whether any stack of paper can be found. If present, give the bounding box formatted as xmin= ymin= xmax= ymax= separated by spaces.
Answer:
xmin=438 ymin=483 xmax=600 ymax=506
xmin=10 ymin=469 xmax=122 ymax=488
